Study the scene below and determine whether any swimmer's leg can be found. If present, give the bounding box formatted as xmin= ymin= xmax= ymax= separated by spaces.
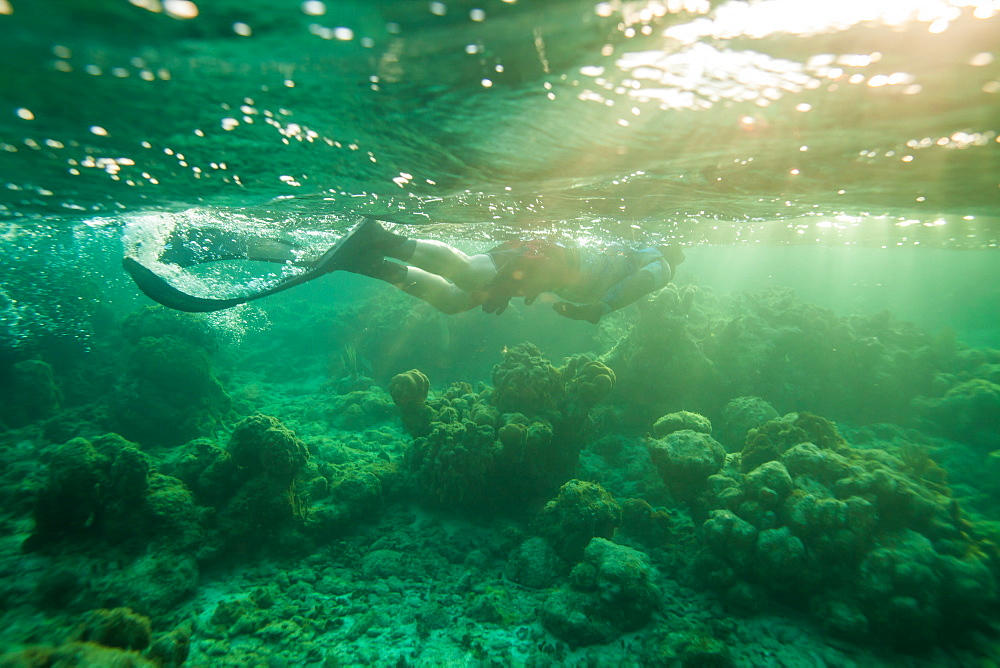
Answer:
xmin=359 ymin=260 xmax=475 ymax=314
xmin=392 ymin=240 xmax=496 ymax=291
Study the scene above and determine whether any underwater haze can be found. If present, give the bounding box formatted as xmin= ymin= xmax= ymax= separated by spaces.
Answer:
xmin=1 ymin=0 xmax=999 ymax=666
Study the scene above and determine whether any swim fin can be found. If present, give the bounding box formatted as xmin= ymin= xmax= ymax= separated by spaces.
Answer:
xmin=123 ymin=217 xmax=383 ymax=312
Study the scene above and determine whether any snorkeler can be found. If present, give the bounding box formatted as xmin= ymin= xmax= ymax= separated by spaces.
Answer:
xmin=339 ymin=220 xmax=684 ymax=324
xmin=124 ymin=217 xmax=684 ymax=322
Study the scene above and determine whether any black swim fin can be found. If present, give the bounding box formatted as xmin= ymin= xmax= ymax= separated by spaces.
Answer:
xmin=123 ymin=257 xmax=251 ymax=312
xmin=123 ymin=217 xmax=382 ymax=312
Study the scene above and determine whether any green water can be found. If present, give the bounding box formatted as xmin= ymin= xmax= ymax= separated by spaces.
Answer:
xmin=3 ymin=0 xmax=999 ymax=233
xmin=1 ymin=1 xmax=999 ymax=666
xmin=1 ymin=0 xmax=998 ymax=346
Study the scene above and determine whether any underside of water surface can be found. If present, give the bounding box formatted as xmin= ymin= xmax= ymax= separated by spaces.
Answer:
xmin=0 ymin=1 xmax=998 ymax=666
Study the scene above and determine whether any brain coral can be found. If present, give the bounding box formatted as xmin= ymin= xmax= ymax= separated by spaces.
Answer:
xmin=491 ymin=343 xmax=564 ymax=416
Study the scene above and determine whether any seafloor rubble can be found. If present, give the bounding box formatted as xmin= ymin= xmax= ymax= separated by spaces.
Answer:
xmin=0 ymin=286 xmax=997 ymax=666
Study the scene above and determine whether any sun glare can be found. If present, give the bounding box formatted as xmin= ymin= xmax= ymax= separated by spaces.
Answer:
xmin=576 ymin=0 xmax=996 ymax=112
xmin=663 ymin=0 xmax=999 ymax=43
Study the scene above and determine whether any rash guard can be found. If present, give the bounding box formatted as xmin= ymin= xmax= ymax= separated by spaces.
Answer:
xmin=485 ymin=241 xmax=672 ymax=310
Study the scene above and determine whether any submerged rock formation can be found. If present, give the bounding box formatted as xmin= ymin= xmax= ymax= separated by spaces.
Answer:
xmin=108 ymin=307 xmax=232 ymax=447
xmin=394 ymin=343 xmax=616 ymax=511
xmin=690 ymin=412 xmax=999 ymax=647
xmin=541 ymin=538 xmax=661 ymax=647
xmin=0 ymin=359 xmax=61 ymax=428
xmin=25 ymin=433 xmax=207 ymax=614
xmin=607 ymin=284 xmax=1000 ymax=432
xmin=648 ymin=425 xmax=726 ymax=501
xmin=533 ymin=479 xmax=622 ymax=563
xmin=0 ymin=606 xmax=189 ymax=667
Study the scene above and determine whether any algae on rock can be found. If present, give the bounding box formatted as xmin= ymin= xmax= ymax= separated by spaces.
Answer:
xmin=396 ymin=343 xmax=616 ymax=511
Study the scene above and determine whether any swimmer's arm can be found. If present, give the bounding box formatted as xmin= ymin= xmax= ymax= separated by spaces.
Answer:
xmin=554 ymin=259 xmax=670 ymax=323
xmin=596 ymin=256 xmax=673 ymax=313
xmin=603 ymin=266 xmax=663 ymax=311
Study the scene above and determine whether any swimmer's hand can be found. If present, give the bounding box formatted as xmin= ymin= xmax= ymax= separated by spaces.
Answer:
xmin=482 ymin=291 xmax=537 ymax=315
xmin=480 ymin=258 xmax=527 ymax=315
xmin=481 ymin=293 xmax=511 ymax=315
xmin=553 ymin=301 xmax=605 ymax=324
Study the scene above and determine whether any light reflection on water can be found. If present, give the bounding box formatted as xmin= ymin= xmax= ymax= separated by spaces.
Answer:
xmin=0 ymin=0 xmax=996 ymax=355
xmin=585 ymin=0 xmax=999 ymax=114
xmin=0 ymin=0 xmax=996 ymax=250
xmin=661 ymin=0 xmax=999 ymax=40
